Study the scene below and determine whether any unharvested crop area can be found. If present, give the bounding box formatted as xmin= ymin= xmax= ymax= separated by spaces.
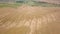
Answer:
xmin=0 ymin=4 xmax=60 ymax=34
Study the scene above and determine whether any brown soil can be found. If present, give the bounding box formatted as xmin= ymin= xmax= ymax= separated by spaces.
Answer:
xmin=0 ymin=6 xmax=60 ymax=34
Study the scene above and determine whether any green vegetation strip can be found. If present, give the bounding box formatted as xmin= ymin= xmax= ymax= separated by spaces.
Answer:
xmin=0 ymin=1 xmax=60 ymax=8
xmin=16 ymin=1 xmax=60 ymax=7
xmin=0 ymin=3 xmax=22 ymax=8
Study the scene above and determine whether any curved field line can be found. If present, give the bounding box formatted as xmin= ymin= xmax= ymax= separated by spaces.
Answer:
xmin=28 ymin=11 xmax=59 ymax=34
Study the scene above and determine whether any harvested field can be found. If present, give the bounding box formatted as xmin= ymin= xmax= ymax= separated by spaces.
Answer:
xmin=0 ymin=6 xmax=60 ymax=34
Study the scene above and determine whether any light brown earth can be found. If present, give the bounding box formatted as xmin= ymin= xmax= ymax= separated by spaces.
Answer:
xmin=0 ymin=6 xmax=60 ymax=34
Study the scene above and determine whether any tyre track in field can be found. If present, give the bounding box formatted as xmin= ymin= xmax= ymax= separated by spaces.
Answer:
xmin=28 ymin=11 xmax=60 ymax=34
xmin=0 ymin=11 xmax=20 ymax=30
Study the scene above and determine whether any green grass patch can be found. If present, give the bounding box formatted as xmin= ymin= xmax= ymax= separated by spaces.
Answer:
xmin=0 ymin=3 xmax=22 ymax=8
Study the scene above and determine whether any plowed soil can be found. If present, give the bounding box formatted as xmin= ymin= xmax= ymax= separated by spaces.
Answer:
xmin=0 ymin=6 xmax=60 ymax=34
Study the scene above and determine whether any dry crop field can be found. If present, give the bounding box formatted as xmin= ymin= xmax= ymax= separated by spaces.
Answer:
xmin=0 ymin=5 xmax=60 ymax=34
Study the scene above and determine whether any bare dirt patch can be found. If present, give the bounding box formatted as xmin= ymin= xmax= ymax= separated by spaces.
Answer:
xmin=0 ymin=6 xmax=60 ymax=34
